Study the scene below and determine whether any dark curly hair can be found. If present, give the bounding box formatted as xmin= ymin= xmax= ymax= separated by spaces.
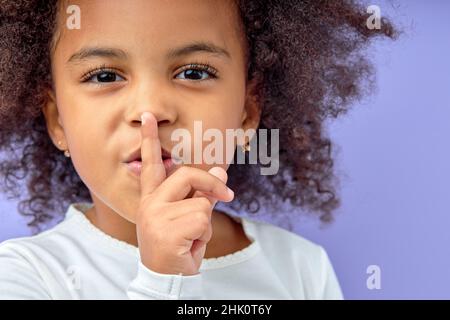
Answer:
xmin=0 ymin=0 xmax=398 ymax=233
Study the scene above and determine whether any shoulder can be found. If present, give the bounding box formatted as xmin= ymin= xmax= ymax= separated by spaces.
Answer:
xmin=0 ymin=213 xmax=79 ymax=261
xmin=242 ymin=216 xmax=326 ymax=261
xmin=0 ymin=217 xmax=80 ymax=299
xmin=241 ymin=216 xmax=344 ymax=299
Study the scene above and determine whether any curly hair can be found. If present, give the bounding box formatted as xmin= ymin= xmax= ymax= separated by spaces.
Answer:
xmin=0 ymin=0 xmax=398 ymax=233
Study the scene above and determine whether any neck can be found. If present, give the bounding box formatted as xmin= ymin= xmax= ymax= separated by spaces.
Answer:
xmin=84 ymin=198 xmax=235 ymax=250
xmin=84 ymin=200 xmax=139 ymax=247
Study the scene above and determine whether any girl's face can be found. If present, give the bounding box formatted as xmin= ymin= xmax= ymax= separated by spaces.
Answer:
xmin=43 ymin=0 xmax=259 ymax=222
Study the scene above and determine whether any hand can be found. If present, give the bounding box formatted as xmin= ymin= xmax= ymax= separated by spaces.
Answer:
xmin=136 ymin=112 xmax=234 ymax=276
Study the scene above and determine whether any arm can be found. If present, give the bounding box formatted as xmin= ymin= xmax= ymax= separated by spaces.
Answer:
xmin=318 ymin=246 xmax=344 ymax=300
xmin=0 ymin=242 xmax=51 ymax=299
xmin=126 ymin=260 xmax=203 ymax=300
xmin=0 ymin=241 xmax=203 ymax=300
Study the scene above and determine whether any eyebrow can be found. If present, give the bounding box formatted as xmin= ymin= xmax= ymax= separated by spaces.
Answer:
xmin=67 ymin=47 xmax=127 ymax=64
xmin=166 ymin=41 xmax=231 ymax=61
xmin=67 ymin=41 xmax=231 ymax=64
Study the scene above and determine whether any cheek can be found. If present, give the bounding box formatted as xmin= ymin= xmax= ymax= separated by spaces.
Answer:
xmin=180 ymin=114 xmax=243 ymax=171
xmin=68 ymin=133 xmax=105 ymax=185
xmin=63 ymin=115 xmax=116 ymax=189
xmin=180 ymin=93 xmax=245 ymax=164
xmin=191 ymin=94 xmax=245 ymax=129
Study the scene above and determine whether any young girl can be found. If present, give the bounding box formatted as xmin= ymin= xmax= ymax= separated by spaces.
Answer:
xmin=0 ymin=0 xmax=396 ymax=299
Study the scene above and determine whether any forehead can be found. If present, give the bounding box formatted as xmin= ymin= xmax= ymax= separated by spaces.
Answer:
xmin=53 ymin=0 xmax=244 ymax=64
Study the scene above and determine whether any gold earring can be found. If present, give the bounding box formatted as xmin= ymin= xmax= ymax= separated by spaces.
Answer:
xmin=241 ymin=141 xmax=251 ymax=153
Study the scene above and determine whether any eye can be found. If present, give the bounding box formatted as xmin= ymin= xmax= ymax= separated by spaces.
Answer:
xmin=81 ymin=67 xmax=126 ymax=84
xmin=175 ymin=63 xmax=218 ymax=81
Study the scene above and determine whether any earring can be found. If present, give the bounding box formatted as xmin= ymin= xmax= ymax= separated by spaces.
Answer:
xmin=58 ymin=140 xmax=71 ymax=158
xmin=241 ymin=140 xmax=251 ymax=153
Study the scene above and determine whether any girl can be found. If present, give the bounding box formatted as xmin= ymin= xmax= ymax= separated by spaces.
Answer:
xmin=0 ymin=0 xmax=396 ymax=299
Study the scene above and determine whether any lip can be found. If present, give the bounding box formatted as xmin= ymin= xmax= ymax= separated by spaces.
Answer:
xmin=125 ymin=157 xmax=175 ymax=177
xmin=123 ymin=146 xmax=181 ymax=178
xmin=123 ymin=147 xmax=172 ymax=164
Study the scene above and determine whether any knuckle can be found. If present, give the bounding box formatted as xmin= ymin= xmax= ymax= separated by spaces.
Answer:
xmin=176 ymin=165 xmax=191 ymax=177
xmin=205 ymin=227 xmax=213 ymax=242
xmin=195 ymin=211 xmax=210 ymax=227
xmin=200 ymin=223 xmax=213 ymax=243
xmin=198 ymin=197 xmax=211 ymax=211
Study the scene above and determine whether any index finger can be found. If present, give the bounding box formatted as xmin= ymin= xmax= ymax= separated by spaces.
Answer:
xmin=140 ymin=112 xmax=166 ymax=198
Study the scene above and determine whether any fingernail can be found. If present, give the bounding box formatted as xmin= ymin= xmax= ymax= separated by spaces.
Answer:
xmin=227 ymin=187 xmax=234 ymax=198
xmin=141 ymin=112 xmax=149 ymax=125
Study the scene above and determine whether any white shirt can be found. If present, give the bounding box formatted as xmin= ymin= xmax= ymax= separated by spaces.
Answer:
xmin=0 ymin=202 xmax=343 ymax=299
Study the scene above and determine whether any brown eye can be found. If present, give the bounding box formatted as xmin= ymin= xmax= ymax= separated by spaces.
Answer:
xmin=181 ymin=69 xmax=205 ymax=80
xmin=175 ymin=64 xmax=218 ymax=81
xmin=89 ymin=71 xmax=124 ymax=83
xmin=81 ymin=67 xmax=126 ymax=84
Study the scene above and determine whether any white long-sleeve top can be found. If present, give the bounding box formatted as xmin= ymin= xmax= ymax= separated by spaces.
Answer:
xmin=0 ymin=202 xmax=343 ymax=299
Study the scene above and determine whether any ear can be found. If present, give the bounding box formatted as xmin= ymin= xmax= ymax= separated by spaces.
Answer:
xmin=240 ymin=78 xmax=262 ymax=136
xmin=41 ymin=88 xmax=67 ymax=151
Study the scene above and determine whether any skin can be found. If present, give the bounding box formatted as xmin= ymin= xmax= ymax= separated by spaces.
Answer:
xmin=42 ymin=0 xmax=261 ymax=263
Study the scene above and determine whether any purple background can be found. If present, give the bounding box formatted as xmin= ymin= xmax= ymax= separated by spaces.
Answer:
xmin=1 ymin=1 xmax=449 ymax=299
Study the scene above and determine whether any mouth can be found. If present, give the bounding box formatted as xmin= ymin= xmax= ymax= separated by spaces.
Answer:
xmin=123 ymin=148 xmax=172 ymax=163
xmin=123 ymin=147 xmax=175 ymax=177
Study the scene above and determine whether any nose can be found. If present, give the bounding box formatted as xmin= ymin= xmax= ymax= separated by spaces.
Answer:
xmin=126 ymin=80 xmax=177 ymax=127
